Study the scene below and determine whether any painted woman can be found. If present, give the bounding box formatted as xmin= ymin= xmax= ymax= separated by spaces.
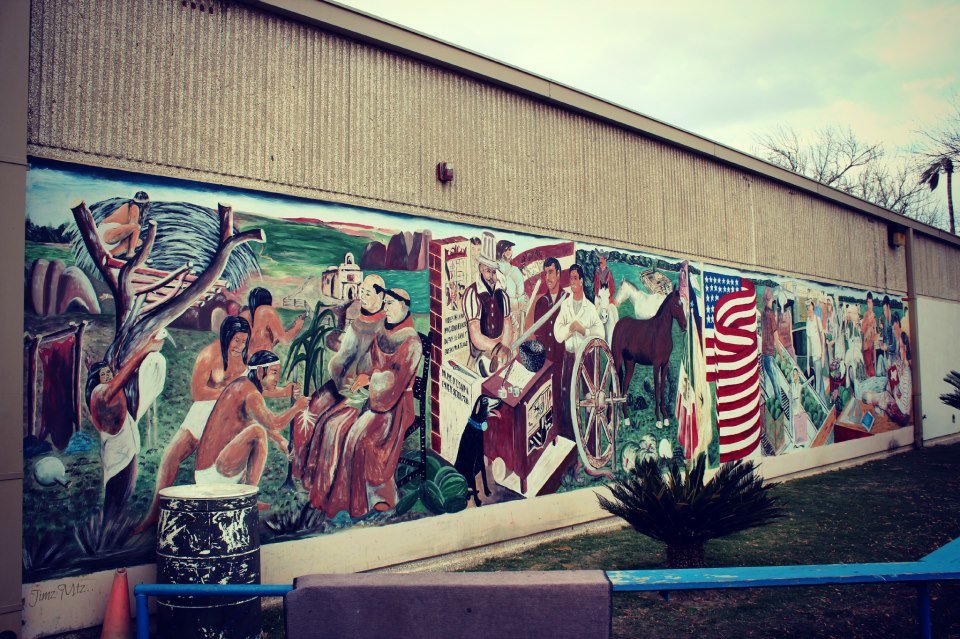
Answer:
xmin=134 ymin=316 xmax=252 ymax=533
xmin=243 ymin=287 xmax=306 ymax=354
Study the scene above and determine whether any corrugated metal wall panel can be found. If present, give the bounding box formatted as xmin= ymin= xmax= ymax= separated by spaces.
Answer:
xmin=598 ymin=126 xmax=633 ymax=248
xmin=421 ymin=67 xmax=467 ymax=219
xmin=623 ymin=133 xmax=666 ymax=252
xmin=694 ymin=157 xmax=726 ymax=261
xmin=817 ymin=199 xmax=842 ymax=282
xmin=533 ymin=106 xmax=580 ymax=235
xmin=718 ymin=171 xmax=756 ymax=267
xmin=885 ymin=238 xmax=907 ymax=294
xmin=348 ymin=45 xmax=423 ymax=204
xmin=753 ymin=182 xmax=788 ymax=275
xmin=25 ymin=0 xmax=955 ymax=295
xmin=521 ymin=100 xmax=551 ymax=232
xmin=915 ymin=235 xmax=960 ymax=301
xmin=658 ymin=145 xmax=692 ymax=256
xmin=577 ymin=118 xmax=628 ymax=244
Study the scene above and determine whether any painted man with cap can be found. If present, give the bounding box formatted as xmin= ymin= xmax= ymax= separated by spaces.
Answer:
xmin=462 ymin=231 xmax=514 ymax=377
xmin=97 ymin=190 xmax=149 ymax=259
xmin=311 ymin=287 xmax=423 ymax=518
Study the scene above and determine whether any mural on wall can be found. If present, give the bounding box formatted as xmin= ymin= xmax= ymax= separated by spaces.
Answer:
xmin=22 ymin=159 xmax=913 ymax=581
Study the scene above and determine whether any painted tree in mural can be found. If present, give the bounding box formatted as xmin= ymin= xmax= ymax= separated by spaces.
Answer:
xmin=73 ymin=201 xmax=264 ymax=372
xmin=71 ymin=200 xmax=265 ymax=521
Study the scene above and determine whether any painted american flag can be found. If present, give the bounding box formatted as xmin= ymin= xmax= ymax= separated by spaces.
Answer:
xmin=702 ymin=272 xmax=762 ymax=462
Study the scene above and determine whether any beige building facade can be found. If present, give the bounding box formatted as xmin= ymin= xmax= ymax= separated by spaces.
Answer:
xmin=4 ymin=0 xmax=960 ymax=635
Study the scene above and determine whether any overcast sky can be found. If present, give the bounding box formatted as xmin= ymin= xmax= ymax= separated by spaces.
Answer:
xmin=336 ymin=0 xmax=959 ymax=158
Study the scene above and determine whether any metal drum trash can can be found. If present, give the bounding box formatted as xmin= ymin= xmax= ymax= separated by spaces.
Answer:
xmin=156 ymin=484 xmax=261 ymax=639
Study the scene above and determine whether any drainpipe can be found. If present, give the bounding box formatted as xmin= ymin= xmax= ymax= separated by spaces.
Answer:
xmin=904 ymin=227 xmax=924 ymax=448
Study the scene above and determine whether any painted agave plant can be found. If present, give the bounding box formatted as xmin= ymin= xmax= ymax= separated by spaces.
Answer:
xmin=282 ymin=304 xmax=338 ymax=395
xmin=597 ymin=453 xmax=783 ymax=569
xmin=395 ymin=450 xmax=468 ymax=516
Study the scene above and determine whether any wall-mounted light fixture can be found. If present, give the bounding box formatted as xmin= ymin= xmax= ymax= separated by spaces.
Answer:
xmin=888 ymin=225 xmax=906 ymax=249
xmin=436 ymin=162 xmax=455 ymax=183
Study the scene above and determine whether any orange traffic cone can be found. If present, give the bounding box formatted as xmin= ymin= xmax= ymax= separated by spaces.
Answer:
xmin=101 ymin=568 xmax=131 ymax=639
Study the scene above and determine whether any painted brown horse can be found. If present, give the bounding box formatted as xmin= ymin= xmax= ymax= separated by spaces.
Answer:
xmin=611 ymin=289 xmax=687 ymax=427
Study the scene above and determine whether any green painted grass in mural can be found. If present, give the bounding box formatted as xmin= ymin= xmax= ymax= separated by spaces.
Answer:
xmin=235 ymin=212 xmax=370 ymax=280
xmin=25 ymin=240 xmax=75 ymax=266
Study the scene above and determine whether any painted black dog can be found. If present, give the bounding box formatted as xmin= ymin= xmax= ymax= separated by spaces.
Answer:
xmin=454 ymin=395 xmax=502 ymax=507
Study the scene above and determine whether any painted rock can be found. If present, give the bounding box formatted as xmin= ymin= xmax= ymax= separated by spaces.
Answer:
xmin=33 ymin=456 xmax=67 ymax=487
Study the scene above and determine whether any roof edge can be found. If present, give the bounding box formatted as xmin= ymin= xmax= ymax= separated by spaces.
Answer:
xmin=240 ymin=0 xmax=960 ymax=248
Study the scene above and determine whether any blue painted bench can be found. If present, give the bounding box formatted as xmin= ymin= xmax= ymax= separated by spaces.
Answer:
xmin=607 ymin=537 xmax=960 ymax=639
xmin=134 ymin=538 xmax=960 ymax=639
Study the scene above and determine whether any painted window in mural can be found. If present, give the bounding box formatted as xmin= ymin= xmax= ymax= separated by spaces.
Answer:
xmin=23 ymin=160 xmax=913 ymax=581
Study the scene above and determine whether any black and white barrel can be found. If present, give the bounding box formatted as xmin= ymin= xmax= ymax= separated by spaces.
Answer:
xmin=156 ymin=484 xmax=261 ymax=639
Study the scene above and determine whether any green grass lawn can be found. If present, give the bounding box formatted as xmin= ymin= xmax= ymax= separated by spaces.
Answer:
xmin=260 ymin=442 xmax=960 ymax=638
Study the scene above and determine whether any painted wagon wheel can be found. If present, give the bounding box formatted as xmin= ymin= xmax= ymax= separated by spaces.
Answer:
xmin=569 ymin=337 xmax=626 ymax=477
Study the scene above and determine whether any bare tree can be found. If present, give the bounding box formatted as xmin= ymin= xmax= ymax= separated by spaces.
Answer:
xmin=755 ymin=125 xmax=942 ymax=228
xmin=859 ymin=159 xmax=943 ymax=228
xmin=756 ymin=126 xmax=882 ymax=187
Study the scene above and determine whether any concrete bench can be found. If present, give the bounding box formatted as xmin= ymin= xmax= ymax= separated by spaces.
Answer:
xmin=284 ymin=571 xmax=611 ymax=639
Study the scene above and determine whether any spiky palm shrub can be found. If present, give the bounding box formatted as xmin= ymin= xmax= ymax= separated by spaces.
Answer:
xmin=597 ymin=453 xmax=782 ymax=568
xmin=942 ymin=371 xmax=960 ymax=410
xmin=264 ymin=494 xmax=325 ymax=537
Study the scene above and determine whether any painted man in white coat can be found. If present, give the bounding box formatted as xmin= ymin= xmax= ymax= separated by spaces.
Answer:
xmin=553 ymin=264 xmax=605 ymax=441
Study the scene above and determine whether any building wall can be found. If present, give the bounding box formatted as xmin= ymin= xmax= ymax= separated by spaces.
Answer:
xmin=21 ymin=159 xmax=920 ymax=639
xmin=915 ymin=235 xmax=960 ymax=302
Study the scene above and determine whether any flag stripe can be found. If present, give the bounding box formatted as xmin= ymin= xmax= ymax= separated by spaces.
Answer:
xmin=702 ymin=274 xmax=762 ymax=462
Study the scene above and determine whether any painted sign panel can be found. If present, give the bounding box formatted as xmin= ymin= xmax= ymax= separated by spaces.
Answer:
xmin=22 ymin=159 xmax=913 ymax=583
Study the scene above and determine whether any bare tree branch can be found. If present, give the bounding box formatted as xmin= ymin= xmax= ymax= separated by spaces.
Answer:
xmin=71 ymin=200 xmax=121 ymax=311
xmin=134 ymin=262 xmax=192 ymax=296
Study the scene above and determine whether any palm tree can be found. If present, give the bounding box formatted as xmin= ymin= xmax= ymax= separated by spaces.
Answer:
xmin=920 ymin=156 xmax=955 ymax=234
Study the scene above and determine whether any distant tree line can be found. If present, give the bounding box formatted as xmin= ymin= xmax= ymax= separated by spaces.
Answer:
xmin=26 ymin=219 xmax=73 ymax=244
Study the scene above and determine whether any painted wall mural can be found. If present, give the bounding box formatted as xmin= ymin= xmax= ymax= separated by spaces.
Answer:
xmin=23 ymin=159 xmax=913 ymax=581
